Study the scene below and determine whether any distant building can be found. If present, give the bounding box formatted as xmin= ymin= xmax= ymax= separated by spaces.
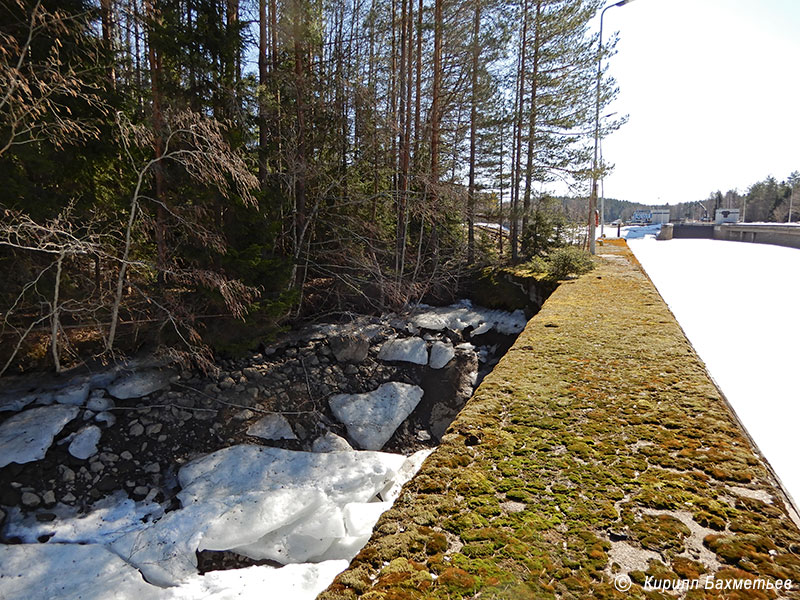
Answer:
xmin=630 ymin=209 xmax=670 ymax=225
xmin=651 ymin=209 xmax=671 ymax=224
xmin=715 ymin=208 xmax=740 ymax=224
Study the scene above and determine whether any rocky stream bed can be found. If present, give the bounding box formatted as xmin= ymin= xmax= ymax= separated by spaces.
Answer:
xmin=0 ymin=301 xmax=527 ymax=599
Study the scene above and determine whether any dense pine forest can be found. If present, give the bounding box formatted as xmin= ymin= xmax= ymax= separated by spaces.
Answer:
xmin=0 ymin=0 xmax=621 ymax=373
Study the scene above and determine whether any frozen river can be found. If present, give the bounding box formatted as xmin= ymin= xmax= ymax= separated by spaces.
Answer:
xmin=628 ymin=237 xmax=800 ymax=507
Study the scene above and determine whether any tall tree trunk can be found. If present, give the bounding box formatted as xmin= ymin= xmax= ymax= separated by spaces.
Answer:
xmin=292 ymin=25 xmax=308 ymax=291
xmin=413 ymin=0 xmax=422 ymax=174
xmin=258 ymin=0 xmax=268 ymax=188
xmin=521 ymin=0 xmax=540 ymax=255
xmin=511 ymin=0 xmax=528 ymax=262
xmin=467 ymin=0 xmax=481 ymax=264
xmin=100 ymin=0 xmax=116 ymax=88
xmin=430 ymin=0 xmax=443 ymax=194
xmin=396 ymin=0 xmax=410 ymax=277
xmin=144 ymin=0 xmax=167 ymax=282
xmin=369 ymin=0 xmax=378 ymax=215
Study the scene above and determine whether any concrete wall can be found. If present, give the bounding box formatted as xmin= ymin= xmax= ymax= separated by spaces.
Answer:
xmin=672 ymin=223 xmax=715 ymax=239
xmin=714 ymin=223 xmax=800 ymax=250
xmin=671 ymin=223 xmax=800 ymax=250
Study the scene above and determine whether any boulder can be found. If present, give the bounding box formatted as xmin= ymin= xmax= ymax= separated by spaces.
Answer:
xmin=311 ymin=432 xmax=353 ymax=453
xmin=246 ymin=414 xmax=297 ymax=441
xmin=328 ymin=333 xmax=370 ymax=364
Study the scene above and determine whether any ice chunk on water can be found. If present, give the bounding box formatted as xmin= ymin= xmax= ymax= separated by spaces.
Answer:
xmin=233 ymin=498 xmax=345 ymax=563
xmin=178 ymin=445 xmax=406 ymax=506
xmin=410 ymin=301 xmax=527 ymax=336
xmin=329 ymin=383 xmax=424 ymax=451
xmin=68 ymin=425 xmax=102 ymax=459
xmin=0 ymin=405 xmax=79 ymax=468
xmin=429 ymin=341 xmax=455 ymax=369
xmin=377 ymin=337 xmax=428 ymax=365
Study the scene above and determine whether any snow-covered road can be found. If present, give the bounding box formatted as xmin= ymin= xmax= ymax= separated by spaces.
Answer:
xmin=628 ymin=237 xmax=800 ymax=506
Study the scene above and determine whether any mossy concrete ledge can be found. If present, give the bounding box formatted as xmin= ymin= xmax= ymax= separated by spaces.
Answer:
xmin=319 ymin=243 xmax=800 ymax=600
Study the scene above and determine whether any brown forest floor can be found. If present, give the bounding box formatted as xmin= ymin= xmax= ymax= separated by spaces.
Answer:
xmin=318 ymin=240 xmax=800 ymax=600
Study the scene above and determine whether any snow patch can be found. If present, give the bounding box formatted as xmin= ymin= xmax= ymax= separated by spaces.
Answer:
xmin=629 ymin=238 xmax=800 ymax=505
xmin=3 ymin=491 xmax=163 ymax=545
xmin=0 ymin=543 xmax=163 ymax=599
xmin=410 ymin=300 xmax=527 ymax=336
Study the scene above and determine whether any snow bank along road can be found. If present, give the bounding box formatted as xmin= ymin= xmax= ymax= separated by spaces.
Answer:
xmin=629 ymin=237 xmax=800 ymax=507
xmin=318 ymin=242 xmax=800 ymax=599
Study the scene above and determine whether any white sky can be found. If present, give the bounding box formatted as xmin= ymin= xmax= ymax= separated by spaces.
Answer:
xmin=599 ymin=0 xmax=800 ymax=206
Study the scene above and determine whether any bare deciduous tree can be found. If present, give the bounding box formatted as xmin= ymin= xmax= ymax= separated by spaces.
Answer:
xmin=0 ymin=0 xmax=106 ymax=157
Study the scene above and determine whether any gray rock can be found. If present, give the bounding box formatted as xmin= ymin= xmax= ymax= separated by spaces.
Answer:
xmin=61 ymin=492 xmax=76 ymax=503
xmin=145 ymin=423 xmax=163 ymax=436
xmin=21 ymin=492 xmax=41 ymax=508
xmin=95 ymin=411 xmax=116 ymax=427
xmin=311 ymin=432 xmax=353 ymax=453
xmin=107 ymin=368 xmax=175 ymax=400
xmin=95 ymin=475 xmax=117 ymax=492
xmin=329 ymin=333 xmax=370 ymax=363
xmin=246 ymin=414 xmax=297 ymax=441
xmin=144 ymin=462 xmax=160 ymax=474
xmin=42 ymin=490 xmax=56 ymax=506
xmin=58 ymin=465 xmax=75 ymax=483
xmin=128 ymin=422 xmax=144 ymax=437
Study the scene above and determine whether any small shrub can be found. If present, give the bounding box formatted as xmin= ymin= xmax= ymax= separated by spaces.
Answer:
xmin=546 ymin=246 xmax=594 ymax=280
xmin=523 ymin=256 xmax=548 ymax=274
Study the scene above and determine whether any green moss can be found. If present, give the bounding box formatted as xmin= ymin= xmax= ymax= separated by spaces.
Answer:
xmin=319 ymin=244 xmax=800 ymax=600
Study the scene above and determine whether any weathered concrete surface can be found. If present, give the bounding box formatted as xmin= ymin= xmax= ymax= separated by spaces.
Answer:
xmin=715 ymin=223 xmax=800 ymax=250
xmin=319 ymin=241 xmax=800 ymax=600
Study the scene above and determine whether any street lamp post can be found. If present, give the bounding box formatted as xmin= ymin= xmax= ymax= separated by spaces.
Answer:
xmin=589 ymin=0 xmax=636 ymax=254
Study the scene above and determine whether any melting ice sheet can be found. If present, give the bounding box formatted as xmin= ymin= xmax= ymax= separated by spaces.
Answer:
xmin=628 ymin=238 xmax=800 ymax=506
xmin=1 ymin=446 xmax=434 ymax=599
